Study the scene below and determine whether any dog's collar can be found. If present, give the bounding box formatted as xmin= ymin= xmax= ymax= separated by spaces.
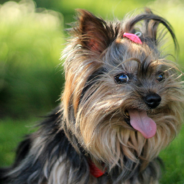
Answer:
xmin=89 ymin=160 xmax=105 ymax=178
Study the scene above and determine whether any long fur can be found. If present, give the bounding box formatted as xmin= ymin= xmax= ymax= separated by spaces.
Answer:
xmin=0 ymin=9 xmax=184 ymax=184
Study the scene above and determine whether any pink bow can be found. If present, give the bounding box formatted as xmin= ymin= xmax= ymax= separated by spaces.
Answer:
xmin=123 ymin=33 xmax=142 ymax=44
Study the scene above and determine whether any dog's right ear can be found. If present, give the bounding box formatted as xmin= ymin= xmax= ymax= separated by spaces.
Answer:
xmin=75 ymin=9 xmax=119 ymax=53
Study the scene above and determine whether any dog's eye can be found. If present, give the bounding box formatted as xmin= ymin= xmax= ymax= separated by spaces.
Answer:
xmin=157 ymin=73 xmax=164 ymax=82
xmin=115 ymin=73 xmax=129 ymax=84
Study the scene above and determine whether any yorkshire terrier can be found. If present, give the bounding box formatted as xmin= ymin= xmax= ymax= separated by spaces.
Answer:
xmin=0 ymin=8 xmax=184 ymax=184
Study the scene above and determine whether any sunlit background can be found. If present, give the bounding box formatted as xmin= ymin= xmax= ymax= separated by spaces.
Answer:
xmin=0 ymin=0 xmax=184 ymax=183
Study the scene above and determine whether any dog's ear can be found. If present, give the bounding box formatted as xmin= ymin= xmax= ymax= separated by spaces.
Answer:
xmin=124 ymin=8 xmax=178 ymax=50
xmin=144 ymin=8 xmax=159 ymax=45
xmin=76 ymin=9 xmax=118 ymax=53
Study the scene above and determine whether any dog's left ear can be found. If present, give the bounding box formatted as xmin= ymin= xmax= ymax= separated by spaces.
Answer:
xmin=76 ymin=9 xmax=118 ymax=53
xmin=144 ymin=8 xmax=159 ymax=44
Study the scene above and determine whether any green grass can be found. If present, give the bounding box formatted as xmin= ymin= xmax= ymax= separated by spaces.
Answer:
xmin=0 ymin=118 xmax=184 ymax=183
xmin=0 ymin=118 xmax=35 ymax=166
xmin=160 ymin=126 xmax=184 ymax=184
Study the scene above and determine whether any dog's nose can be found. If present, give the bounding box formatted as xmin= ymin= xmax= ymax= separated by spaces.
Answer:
xmin=144 ymin=93 xmax=161 ymax=109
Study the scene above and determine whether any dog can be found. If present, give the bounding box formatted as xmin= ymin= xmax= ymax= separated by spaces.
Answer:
xmin=0 ymin=8 xmax=184 ymax=184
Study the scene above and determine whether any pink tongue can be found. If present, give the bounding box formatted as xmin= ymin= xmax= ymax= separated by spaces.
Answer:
xmin=128 ymin=110 xmax=157 ymax=139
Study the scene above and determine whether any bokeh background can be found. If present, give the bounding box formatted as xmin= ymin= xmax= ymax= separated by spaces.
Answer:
xmin=0 ymin=0 xmax=184 ymax=183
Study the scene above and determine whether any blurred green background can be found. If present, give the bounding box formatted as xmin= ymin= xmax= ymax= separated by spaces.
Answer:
xmin=0 ymin=0 xmax=184 ymax=183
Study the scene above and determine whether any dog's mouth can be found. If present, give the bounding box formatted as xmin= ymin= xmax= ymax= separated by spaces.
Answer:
xmin=124 ymin=111 xmax=131 ymax=124
xmin=124 ymin=110 xmax=157 ymax=139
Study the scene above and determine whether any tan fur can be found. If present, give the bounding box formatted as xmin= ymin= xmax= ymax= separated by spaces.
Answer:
xmin=61 ymin=9 xmax=184 ymax=184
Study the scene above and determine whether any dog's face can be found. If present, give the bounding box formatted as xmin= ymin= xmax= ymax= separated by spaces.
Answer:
xmin=62 ymin=9 xmax=184 ymax=169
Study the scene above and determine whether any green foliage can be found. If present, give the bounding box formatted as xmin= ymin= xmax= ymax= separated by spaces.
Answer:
xmin=0 ymin=0 xmax=184 ymax=117
xmin=0 ymin=0 xmax=65 ymax=117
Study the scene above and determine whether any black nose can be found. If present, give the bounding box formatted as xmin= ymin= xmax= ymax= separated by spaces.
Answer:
xmin=144 ymin=93 xmax=161 ymax=109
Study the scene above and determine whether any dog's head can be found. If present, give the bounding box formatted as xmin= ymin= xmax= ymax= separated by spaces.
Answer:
xmin=62 ymin=9 xmax=184 ymax=169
